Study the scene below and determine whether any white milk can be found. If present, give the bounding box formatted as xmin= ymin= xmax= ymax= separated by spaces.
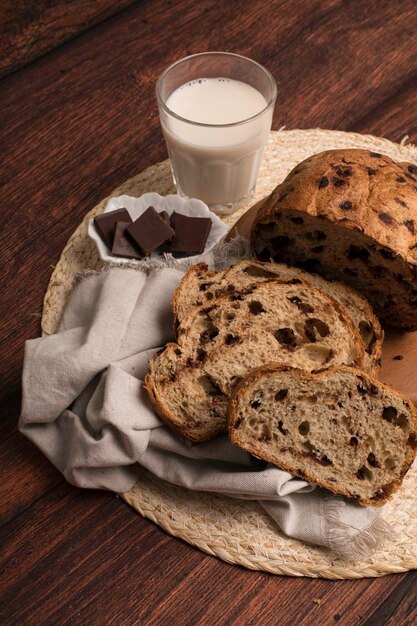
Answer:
xmin=162 ymin=78 xmax=272 ymax=207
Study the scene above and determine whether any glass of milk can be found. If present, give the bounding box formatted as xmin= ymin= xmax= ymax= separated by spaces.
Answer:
xmin=156 ymin=52 xmax=277 ymax=215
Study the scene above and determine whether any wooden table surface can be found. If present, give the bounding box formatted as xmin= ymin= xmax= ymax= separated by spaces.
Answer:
xmin=1 ymin=1 xmax=417 ymax=624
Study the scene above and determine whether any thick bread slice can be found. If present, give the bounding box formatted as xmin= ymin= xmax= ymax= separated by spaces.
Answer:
xmin=228 ymin=365 xmax=417 ymax=506
xmin=146 ymin=279 xmax=365 ymax=441
xmin=172 ymin=260 xmax=382 ymax=375
xmin=250 ymin=149 xmax=417 ymax=330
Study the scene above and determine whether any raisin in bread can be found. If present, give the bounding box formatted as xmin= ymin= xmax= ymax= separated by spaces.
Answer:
xmin=251 ymin=149 xmax=417 ymax=330
xmin=228 ymin=365 xmax=417 ymax=506
xmin=146 ymin=279 xmax=365 ymax=442
xmin=172 ymin=260 xmax=382 ymax=375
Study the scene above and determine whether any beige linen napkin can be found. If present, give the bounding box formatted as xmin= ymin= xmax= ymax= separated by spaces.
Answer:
xmin=20 ymin=263 xmax=390 ymax=558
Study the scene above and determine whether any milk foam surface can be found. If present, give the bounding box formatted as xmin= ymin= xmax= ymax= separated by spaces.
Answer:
xmin=166 ymin=78 xmax=267 ymax=126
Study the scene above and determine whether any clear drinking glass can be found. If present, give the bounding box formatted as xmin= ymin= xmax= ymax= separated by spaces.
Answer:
xmin=156 ymin=52 xmax=277 ymax=215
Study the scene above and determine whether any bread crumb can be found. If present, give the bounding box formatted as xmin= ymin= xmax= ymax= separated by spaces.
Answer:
xmin=313 ymin=598 xmax=322 ymax=605
xmin=393 ymin=354 xmax=404 ymax=360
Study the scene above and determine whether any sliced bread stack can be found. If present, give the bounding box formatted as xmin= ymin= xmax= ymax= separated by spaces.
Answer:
xmin=146 ymin=261 xmax=417 ymax=505
xmin=146 ymin=267 xmax=367 ymax=442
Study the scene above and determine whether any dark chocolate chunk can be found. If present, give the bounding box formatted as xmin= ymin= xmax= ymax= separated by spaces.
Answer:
xmin=369 ymin=152 xmax=382 ymax=158
xmin=318 ymin=176 xmax=329 ymax=188
xmin=276 ymin=389 xmax=288 ymax=401
xmin=157 ymin=211 xmax=175 ymax=251
xmin=378 ymin=212 xmax=393 ymax=225
xmin=278 ymin=420 xmax=288 ymax=435
xmin=94 ymin=208 xmax=132 ymax=248
xmin=394 ymin=197 xmax=407 ymax=207
xmin=339 ymin=200 xmax=353 ymax=210
xmin=408 ymin=432 xmax=417 ymax=448
xmin=170 ymin=211 xmax=180 ymax=229
xmin=393 ymin=354 xmax=404 ymax=360
xmin=225 ymin=334 xmax=240 ymax=345
xmin=366 ymin=167 xmax=377 ymax=175
xmin=404 ymin=220 xmax=415 ymax=234
xmin=291 ymin=216 xmax=304 ymax=224
xmin=248 ymin=301 xmax=266 ymax=315
xmin=339 ymin=167 xmax=352 ymax=177
xmin=396 ymin=177 xmax=406 ymax=183
xmin=304 ymin=318 xmax=330 ymax=341
xmin=288 ymin=296 xmax=315 ymax=314
xmin=171 ymin=213 xmax=212 ymax=254
xmin=408 ymin=164 xmax=417 ymax=175
xmin=382 ymin=406 xmax=398 ymax=423
xmin=126 ymin=207 xmax=174 ymax=255
xmin=347 ymin=245 xmax=369 ymax=262
xmin=112 ymin=222 xmax=144 ymax=259
xmin=274 ymin=327 xmax=297 ymax=351
xmin=243 ymin=265 xmax=277 ymax=278
xmin=332 ymin=177 xmax=345 ymax=187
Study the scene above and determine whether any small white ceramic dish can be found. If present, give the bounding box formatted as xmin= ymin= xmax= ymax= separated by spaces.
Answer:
xmin=88 ymin=192 xmax=228 ymax=265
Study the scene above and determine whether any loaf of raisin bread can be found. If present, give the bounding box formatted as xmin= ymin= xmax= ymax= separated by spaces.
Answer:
xmin=172 ymin=260 xmax=383 ymax=375
xmin=146 ymin=279 xmax=364 ymax=441
xmin=228 ymin=365 xmax=417 ymax=506
xmin=251 ymin=149 xmax=417 ymax=329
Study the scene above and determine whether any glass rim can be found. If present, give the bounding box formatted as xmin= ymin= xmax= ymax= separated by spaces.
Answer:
xmin=155 ymin=52 xmax=277 ymax=128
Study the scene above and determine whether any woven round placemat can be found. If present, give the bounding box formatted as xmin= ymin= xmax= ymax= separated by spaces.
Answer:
xmin=42 ymin=129 xmax=417 ymax=578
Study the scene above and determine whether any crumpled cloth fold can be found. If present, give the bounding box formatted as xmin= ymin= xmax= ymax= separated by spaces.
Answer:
xmin=20 ymin=265 xmax=390 ymax=558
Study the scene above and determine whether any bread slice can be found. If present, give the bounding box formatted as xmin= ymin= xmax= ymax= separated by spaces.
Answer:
xmin=228 ymin=365 xmax=417 ymax=506
xmin=250 ymin=149 xmax=417 ymax=330
xmin=172 ymin=260 xmax=383 ymax=375
xmin=146 ymin=279 xmax=365 ymax=442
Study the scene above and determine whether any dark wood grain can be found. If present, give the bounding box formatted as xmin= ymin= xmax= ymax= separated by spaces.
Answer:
xmin=1 ymin=0 xmax=417 ymax=624
xmin=0 ymin=0 xmax=137 ymax=79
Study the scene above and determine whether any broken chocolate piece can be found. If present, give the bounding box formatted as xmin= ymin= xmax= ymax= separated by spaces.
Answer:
xmin=170 ymin=211 xmax=180 ymax=229
xmin=94 ymin=208 xmax=132 ymax=248
xmin=171 ymin=213 xmax=212 ymax=255
xmin=112 ymin=222 xmax=143 ymax=259
xmin=126 ymin=207 xmax=174 ymax=255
